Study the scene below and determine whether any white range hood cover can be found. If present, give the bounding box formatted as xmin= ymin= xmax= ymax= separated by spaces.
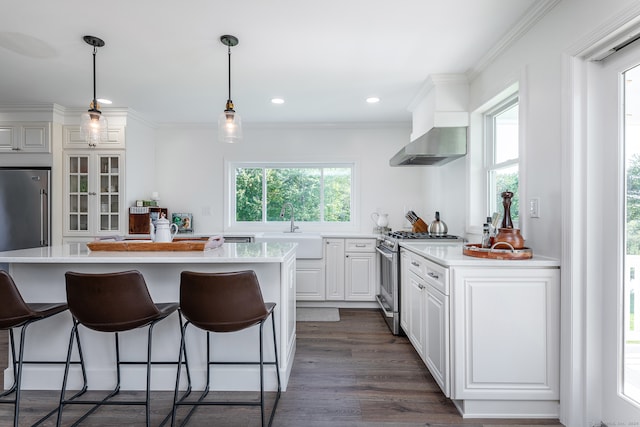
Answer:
xmin=390 ymin=74 xmax=469 ymax=167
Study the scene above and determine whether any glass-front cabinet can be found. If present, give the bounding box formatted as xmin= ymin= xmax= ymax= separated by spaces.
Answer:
xmin=65 ymin=151 xmax=124 ymax=237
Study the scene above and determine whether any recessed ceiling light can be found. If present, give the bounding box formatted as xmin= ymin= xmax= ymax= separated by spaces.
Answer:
xmin=271 ymin=98 xmax=285 ymax=104
xmin=366 ymin=97 xmax=380 ymax=104
xmin=97 ymin=98 xmax=112 ymax=105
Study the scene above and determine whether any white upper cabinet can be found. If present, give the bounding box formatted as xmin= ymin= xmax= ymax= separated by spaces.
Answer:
xmin=63 ymin=151 xmax=125 ymax=238
xmin=63 ymin=125 xmax=125 ymax=149
xmin=0 ymin=122 xmax=51 ymax=153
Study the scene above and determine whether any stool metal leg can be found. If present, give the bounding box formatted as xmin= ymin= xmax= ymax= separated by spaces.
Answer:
xmin=171 ymin=310 xmax=281 ymax=427
xmin=0 ymin=318 xmax=87 ymax=427
xmin=268 ymin=311 xmax=281 ymax=426
xmin=171 ymin=317 xmax=193 ymax=427
xmin=58 ymin=317 xmax=180 ymax=427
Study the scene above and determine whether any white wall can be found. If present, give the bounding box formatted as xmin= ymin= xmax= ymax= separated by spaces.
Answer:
xmin=467 ymin=0 xmax=637 ymax=259
xmin=124 ymin=112 xmax=157 ymax=209
xmin=151 ymin=123 xmax=426 ymax=234
xmin=467 ymin=0 xmax=640 ymax=425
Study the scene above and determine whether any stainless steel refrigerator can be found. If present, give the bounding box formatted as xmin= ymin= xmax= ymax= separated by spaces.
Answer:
xmin=0 ymin=168 xmax=50 ymax=252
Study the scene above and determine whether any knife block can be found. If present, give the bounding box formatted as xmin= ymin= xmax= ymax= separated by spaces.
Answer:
xmin=412 ymin=218 xmax=429 ymax=233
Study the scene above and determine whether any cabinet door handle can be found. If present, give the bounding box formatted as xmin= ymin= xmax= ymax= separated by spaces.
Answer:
xmin=88 ymin=192 xmax=97 ymax=196
xmin=418 ymin=284 xmax=425 ymax=290
xmin=427 ymin=272 xmax=439 ymax=279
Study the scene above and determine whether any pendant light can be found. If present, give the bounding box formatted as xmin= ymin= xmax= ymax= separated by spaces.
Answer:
xmin=80 ymin=35 xmax=108 ymax=147
xmin=218 ymin=35 xmax=242 ymax=143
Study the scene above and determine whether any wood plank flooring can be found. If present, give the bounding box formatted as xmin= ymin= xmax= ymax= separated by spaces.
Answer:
xmin=0 ymin=309 xmax=564 ymax=426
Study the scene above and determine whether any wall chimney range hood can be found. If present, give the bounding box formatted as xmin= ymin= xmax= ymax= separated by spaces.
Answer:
xmin=389 ymin=126 xmax=467 ymax=166
xmin=391 ymin=73 xmax=469 ymax=167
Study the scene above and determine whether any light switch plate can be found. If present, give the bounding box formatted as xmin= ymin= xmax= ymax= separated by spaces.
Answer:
xmin=529 ymin=198 xmax=540 ymax=218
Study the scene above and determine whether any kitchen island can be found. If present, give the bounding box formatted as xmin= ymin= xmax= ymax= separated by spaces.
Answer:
xmin=0 ymin=242 xmax=297 ymax=393
xmin=399 ymin=242 xmax=560 ymax=419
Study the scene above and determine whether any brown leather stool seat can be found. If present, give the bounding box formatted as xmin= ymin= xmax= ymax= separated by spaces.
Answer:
xmin=171 ymin=270 xmax=281 ymax=427
xmin=58 ymin=270 xmax=182 ymax=427
xmin=0 ymin=270 xmax=75 ymax=427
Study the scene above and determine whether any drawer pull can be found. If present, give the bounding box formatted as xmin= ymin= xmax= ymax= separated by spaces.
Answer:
xmin=355 ymin=244 xmax=366 ymax=247
xmin=411 ymin=261 xmax=420 ymax=267
xmin=427 ymin=272 xmax=439 ymax=279
xmin=418 ymin=284 xmax=425 ymax=290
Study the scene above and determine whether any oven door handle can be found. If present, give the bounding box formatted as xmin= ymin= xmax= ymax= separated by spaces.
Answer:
xmin=376 ymin=295 xmax=394 ymax=318
xmin=376 ymin=246 xmax=395 ymax=260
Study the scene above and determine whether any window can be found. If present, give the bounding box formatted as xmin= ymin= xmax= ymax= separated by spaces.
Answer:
xmin=485 ymin=95 xmax=519 ymax=225
xmin=231 ymin=163 xmax=353 ymax=227
xmin=624 ymin=63 xmax=640 ymax=405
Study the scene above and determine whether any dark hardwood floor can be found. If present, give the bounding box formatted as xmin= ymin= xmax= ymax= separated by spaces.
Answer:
xmin=0 ymin=309 xmax=564 ymax=426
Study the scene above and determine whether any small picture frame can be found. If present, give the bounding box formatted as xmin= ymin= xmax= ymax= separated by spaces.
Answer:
xmin=172 ymin=213 xmax=193 ymax=233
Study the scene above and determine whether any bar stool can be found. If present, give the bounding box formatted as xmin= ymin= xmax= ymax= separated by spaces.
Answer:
xmin=0 ymin=270 xmax=81 ymax=427
xmin=58 ymin=270 xmax=182 ymax=427
xmin=171 ymin=270 xmax=281 ymax=427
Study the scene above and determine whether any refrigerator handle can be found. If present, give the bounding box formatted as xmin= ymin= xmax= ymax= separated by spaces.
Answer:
xmin=40 ymin=188 xmax=49 ymax=246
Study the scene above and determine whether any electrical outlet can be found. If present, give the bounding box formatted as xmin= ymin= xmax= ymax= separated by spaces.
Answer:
xmin=529 ymin=198 xmax=540 ymax=218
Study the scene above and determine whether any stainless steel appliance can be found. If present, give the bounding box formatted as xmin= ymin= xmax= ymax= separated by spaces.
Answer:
xmin=0 ymin=168 xmax=50 ymax=252
xmin=376 ymin=231 xmax=461 ymax=335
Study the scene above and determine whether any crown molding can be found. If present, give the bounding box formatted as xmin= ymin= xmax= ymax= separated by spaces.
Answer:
xmin=567 ymin=1 xmax=640 ymax=59
xmin=0 ymin=103 xmax=66 ymax=122
xmin=157 ymin=120 xmax=410 ymax=131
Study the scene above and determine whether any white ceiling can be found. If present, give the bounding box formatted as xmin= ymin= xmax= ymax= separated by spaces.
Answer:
xmin=0 ymin=0 xmax=537 ymax=125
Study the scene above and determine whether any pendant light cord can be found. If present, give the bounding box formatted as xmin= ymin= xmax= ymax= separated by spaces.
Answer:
xmin=227 ymin=45 xmax=232 ymax=102
xmin=92 ymin=46 xmax=98 ymax=110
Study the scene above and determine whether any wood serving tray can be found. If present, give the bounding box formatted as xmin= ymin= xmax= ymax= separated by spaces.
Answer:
xmin=463 ymin=243 xmax=533 ymax=260
xmin=87 ymin=238 xmax=208 ymax=252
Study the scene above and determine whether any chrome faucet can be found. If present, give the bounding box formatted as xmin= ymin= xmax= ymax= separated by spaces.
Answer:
xmin=280 ymin=202 xmax=299 ymax=233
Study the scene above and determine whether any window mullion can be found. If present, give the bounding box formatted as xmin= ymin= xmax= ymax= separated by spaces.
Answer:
xmin=320 ymin=168 xmax=325 ymax=222
xmin=262 ymin=168 xmax=268 ymax=222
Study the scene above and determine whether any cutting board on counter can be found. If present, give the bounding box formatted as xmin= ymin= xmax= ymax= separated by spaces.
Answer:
xmin=87 ymin=238 xmax=208 ymax=252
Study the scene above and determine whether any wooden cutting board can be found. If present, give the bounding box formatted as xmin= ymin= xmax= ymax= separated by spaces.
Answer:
xmin=87 ymin=239 xmax=207 ymax=251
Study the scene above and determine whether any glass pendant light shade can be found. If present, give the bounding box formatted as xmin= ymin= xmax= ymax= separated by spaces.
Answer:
xmin=80 ymin=109 xmax=108 ymax=147
xmin=218 ymin=35 xmax=242 ymax=143
xmin=218 ymin=107 xmax=242 ymax=143
xmin=80 ymin=36 xmax=108 ymax=147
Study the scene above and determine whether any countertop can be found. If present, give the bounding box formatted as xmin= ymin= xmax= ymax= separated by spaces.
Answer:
xmin=399 ymin=242 xmax=560 ymax=268
xmin=135 ymin=231 xmax=381 ymax=239
xmin=0 ymin=242 xmax=296 ymax=264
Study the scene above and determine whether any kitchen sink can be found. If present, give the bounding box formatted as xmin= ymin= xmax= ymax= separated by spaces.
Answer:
xmin=254 ymin=232 xmax=323 ymax=259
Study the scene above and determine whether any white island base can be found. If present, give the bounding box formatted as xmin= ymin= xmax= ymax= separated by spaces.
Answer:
xmin=1 ymin=242 xmax=297 ymax=393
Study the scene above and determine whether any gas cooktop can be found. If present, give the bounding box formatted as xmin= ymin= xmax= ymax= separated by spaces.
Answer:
xmin=386 ymin=231 xmax=460 ymax=240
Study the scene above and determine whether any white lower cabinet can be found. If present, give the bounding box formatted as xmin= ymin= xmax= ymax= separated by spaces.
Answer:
xmin=295 ymin=259 xmax=325 ymax=300
xmin=450 ymin=266 xmax=560 ymax=414
xmin=425 ymin=283 xmax=449 ymax=397
xmin=399 ymin=247 xmax=560 ymax=418
xmin=324 ymin=239 xmax=345 ymax=300
xmin=400 ymin=250 xmax=409 ymax=333
xmin=400 ymin=248 xmax=450 ymax=396
xmin=345 ymin=251 xmax=376 ymax=300
xmin=297 ymin=238 xmax=377 ymax=302
xmin=406 ymin=269 xmax=427 ymax=360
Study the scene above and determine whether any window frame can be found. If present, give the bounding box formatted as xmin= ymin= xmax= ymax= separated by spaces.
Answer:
xmin=225 ymin=161 xmax=357 ymax=232
xmin=484 ymin=94 xmax=520 ymax=227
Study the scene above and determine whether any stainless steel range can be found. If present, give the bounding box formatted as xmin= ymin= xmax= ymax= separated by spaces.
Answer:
xmin=376 ymin=231 xmax=462 ymax=335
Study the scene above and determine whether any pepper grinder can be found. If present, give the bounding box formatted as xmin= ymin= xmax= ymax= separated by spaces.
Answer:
xmin=494 ymin=191 xmax=525 ymax=249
